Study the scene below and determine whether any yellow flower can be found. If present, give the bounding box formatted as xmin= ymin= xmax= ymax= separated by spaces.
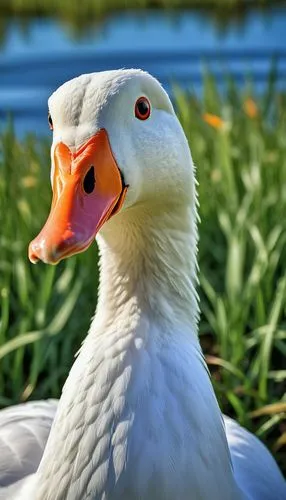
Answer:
xmin=203 ymin=113 xmax=225 ymax=130
xmin=243 ymin=98 xmax=258 ymax=118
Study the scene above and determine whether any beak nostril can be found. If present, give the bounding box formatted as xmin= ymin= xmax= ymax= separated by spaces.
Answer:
xmin=28 ymin=242 xmax=40 ymax=264
xmin=83 ymin=166 xmax=96 ymax=194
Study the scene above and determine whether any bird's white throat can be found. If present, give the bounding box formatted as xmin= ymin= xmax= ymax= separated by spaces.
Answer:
xmin=97 ymin=200 xmax=199 ymax=335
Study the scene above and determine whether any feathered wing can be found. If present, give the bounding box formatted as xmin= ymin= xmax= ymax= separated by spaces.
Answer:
xmin=0 ymin=400 xmax=57 ymax=493
xmin=224 ymin=415 xmax=286 ymax=500
xmin=0 ymin=401 xmax=285 ymax=499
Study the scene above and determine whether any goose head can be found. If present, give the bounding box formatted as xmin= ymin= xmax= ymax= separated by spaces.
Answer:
xmin=29 ymin=69 xmax=196 ymax=265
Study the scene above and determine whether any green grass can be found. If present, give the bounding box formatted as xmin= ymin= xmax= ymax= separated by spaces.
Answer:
xmin=0 ymin=0 xmax=277 ymax=37
xmin=0 ymin=0 xmax=280 ymax=43
xmin=0 ymin=74 xmax=285 ymax=469
xmin=0 ymin=0 xmax=273 ymax=15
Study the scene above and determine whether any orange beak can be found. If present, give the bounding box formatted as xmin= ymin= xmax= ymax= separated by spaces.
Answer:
xmin=29 ymin=129 xmax=127 ymax=265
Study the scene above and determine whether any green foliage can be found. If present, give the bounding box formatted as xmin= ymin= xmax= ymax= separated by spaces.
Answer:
xmin=175 ymin=73 xmax=286 ymax=465
xmin=0 ymin=75 xmax=285 ymax=467
xmin=0 ymin=0 xmax=276 ymax=44
xmin=0 ymin=0 xmax=271 ymax=15
xmin=0 ymin=128 xmax=97 ymax=403
xmin=0 ymin=1 xmax=273 ymax=38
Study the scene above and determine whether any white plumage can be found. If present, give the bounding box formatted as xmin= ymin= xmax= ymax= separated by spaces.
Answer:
xmin=0 ymin=69 xmax=285 ymax=499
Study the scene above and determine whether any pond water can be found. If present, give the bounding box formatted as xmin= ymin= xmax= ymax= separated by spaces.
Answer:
xmin=0 ymin=7 xmax=286 ymax=136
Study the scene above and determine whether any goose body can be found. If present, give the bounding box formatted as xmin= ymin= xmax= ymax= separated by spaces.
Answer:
xmin=0 ymin=69 xmax=285 ymax=499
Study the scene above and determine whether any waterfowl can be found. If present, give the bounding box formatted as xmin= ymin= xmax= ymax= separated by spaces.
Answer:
xmin=0 ymin=69 xmax=285 ymax=500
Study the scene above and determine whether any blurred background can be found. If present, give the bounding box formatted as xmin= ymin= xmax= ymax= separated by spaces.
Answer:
xmin=1 ymin=1 xmax=286 ymax=135
xmin=0 ymin=0 xmax=285 ymax=472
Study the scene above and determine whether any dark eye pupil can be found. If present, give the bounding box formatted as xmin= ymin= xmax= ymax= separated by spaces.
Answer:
xmin=137 ymin=100 xmax=149 ymax=116
xmin=83 ymin=166 xmax=96 ymax=194
xmin=48 ymin=113 xmax=53 ymax=128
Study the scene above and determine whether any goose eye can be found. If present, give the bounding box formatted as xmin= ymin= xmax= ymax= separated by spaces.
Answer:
xmin=135 ymin=97 xmax=151 ymax=120
xmin=48 ymin=113 xmax=53 ymax=130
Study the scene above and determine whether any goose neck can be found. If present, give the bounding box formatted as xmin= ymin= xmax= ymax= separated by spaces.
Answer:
xmin=96 ymin=201 xmax=199 ymax=334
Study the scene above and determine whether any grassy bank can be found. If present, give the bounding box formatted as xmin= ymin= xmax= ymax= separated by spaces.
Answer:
xmin=0 ymin=0 xmax=278 ymax=24
xmin=0 ymin=0 xmax=273 ymax=14
xmin=0 ymin=0 xmax=281 ymax=42
xmin=0 ymin=75 xmax=285 ymax=469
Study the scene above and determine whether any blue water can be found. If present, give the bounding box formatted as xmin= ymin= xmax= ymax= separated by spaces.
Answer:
xmin=1 ymin=8 xmax=286 ymax=136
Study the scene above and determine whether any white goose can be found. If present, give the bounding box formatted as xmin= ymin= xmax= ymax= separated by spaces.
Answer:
xmin=0 ymin=69 xmax=285 ymax=500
